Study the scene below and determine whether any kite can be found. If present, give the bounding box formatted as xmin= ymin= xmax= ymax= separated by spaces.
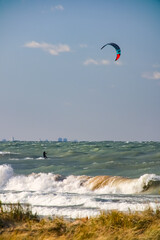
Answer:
xmin=101 ymin=42 xmax=121 ymax=61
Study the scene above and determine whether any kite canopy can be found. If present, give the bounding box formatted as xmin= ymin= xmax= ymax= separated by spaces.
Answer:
xmin=101 ymin=42 xmax=121 ymax=61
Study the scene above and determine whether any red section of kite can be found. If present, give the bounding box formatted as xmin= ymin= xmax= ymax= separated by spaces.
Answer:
xmin=115 ymin=54 xmax=120 ymax=61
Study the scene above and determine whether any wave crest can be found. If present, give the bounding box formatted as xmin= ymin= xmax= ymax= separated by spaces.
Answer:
xmin=0 ymin=165 xmax=160 ymax=194
xmin=85 ymin=174 xmax=160 ymax=194
xmin=0 ymin=164 xmax=13 ymax=187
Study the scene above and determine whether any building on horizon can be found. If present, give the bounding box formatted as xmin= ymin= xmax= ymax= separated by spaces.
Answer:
xmin=58 ymin=138 xmax=68 ymax=142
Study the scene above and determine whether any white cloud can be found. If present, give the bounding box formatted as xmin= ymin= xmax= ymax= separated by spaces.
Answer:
xmin=84 ymin=59 xmax=99 ymax=65
xmin=142 ymin=71 xmax=160 ymax=80
xmin=51 ymin=5 xmax=64 ymax=11
xmin=114 ymin=61 xmax=123 ymax=66
xmin=83 ymin=58 xmax=110 ymax=66
xmin=80 ymin=44 xmax=88 ymax=48
xmin=101 ymin=59 xmax=110 ymax=65
xmin=153 ymin=64 xmax=160 ymax=68
xmin=153 ymin=72 xmax=160 ymax=79
xmin=24 ymin=41 xmax=71 ymax=56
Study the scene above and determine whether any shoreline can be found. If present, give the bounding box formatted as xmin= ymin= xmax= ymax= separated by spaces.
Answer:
xmin=0 ymin=203 xmax=160 ymax=239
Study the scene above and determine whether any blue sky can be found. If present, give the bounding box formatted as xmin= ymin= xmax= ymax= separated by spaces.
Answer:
xmin=0 ymin=0 xmax=160 ymax=141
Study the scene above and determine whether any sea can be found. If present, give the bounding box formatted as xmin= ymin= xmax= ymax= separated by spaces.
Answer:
xmin=0 ymin=141 xmax=160 ymax=219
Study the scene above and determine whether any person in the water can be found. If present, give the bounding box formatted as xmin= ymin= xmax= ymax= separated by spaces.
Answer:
xmin=43 ymin=151 xmax=47 ymax=159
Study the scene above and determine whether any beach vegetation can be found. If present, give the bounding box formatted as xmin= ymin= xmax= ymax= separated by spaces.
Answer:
xmin=0 ymin=201 xmax=38 ymax=227
xmin=0 ymin=202 xmax=160 ymax=239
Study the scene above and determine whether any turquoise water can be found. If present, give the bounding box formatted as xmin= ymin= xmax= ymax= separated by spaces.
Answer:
xmin=0 ymin=141 xmax=160 ymax=218
xmin=0 ymin=141 xmax=160 ymax=177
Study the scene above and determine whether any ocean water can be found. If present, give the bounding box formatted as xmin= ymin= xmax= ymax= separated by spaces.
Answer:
xmin=0 ymin=141 xmax=160 ymax=219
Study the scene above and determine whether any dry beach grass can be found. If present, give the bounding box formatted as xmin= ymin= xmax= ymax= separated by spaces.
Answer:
xmin=0 ymin=202 xmax=160 ymax=239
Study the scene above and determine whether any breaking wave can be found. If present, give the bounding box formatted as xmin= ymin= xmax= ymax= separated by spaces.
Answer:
xmin=85 ymin=175 xmax=160 ymax=194
xmin=0 ymin=164 xmax=14 ymax=187
xmin=0 ymin=164 xmax=160 ymax=195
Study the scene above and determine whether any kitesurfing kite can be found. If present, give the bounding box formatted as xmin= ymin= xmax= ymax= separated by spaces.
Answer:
xmin=101 ymin=42 xmax=121 ymax=61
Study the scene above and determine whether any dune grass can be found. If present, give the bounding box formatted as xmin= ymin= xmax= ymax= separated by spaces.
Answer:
xmin=0 ymin=201 xmax=38 ymax=227
xmin=0 ymin=202 xmax=160 ymax=239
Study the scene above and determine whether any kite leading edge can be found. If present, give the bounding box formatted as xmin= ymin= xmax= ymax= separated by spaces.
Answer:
xmin=101 ymin=42 xmax=121 ymax=61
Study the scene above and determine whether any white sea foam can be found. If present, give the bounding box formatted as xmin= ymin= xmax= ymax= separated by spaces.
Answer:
xmin=0 ymin=164 xmax=13 ymax=187
xmin=0 ymin=151 xmax=11 ymax=155
xmin=9 ymin=158 xmax=20 ymax=161
xmin=1 ymin=164 xmax=160 ymax=218
xmin=0 ymin=151 xmax=18 ymax=155
xmin=31 ymin=206 xmax=99 ymax=219
xmin=1 ymin=165 xmax=160 ymax=195
xmin=2 ymin=170 xmax=87 ymax=194
xmin=86 ymin=174 xmax=160 ymax=194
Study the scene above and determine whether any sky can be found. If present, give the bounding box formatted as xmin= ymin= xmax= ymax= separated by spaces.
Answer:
xmin=0 ymin=0 xmax=160 ymax=141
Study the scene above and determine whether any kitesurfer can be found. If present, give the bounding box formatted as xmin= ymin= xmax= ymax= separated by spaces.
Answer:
xmin=43 ymin=151 xmax=47 ymax=159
